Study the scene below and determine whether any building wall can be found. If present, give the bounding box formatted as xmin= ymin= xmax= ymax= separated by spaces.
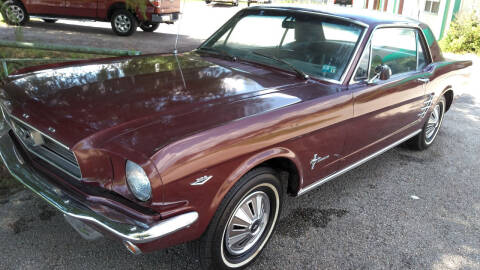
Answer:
xmin=357 ymin=0 xmax=473 ymax=39
xmin=460 ymin=0 xmax=480 ymax=13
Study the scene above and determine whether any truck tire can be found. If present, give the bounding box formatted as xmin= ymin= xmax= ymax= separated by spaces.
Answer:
xmin=111 ymin=9 xmax=137 ymax=36
xmin=139 ymin=22 xmax=160 ymax=32
xmin=1 ymin=1 xmax=29 ymax=25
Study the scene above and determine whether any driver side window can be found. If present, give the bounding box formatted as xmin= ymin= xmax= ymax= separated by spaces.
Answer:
xmin=370 ymin=28 xmax=417 ymax=78
xmin=354 ymin=27 xmax=429 ymax=81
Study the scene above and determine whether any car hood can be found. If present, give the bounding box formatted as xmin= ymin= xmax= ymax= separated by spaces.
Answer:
xmin=1 ymin=52 xmax=306 ymax=157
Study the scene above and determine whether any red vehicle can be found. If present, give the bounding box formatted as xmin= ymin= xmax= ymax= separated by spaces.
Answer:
xmin=205 ymin=0 xmax=271 ymax=7
xmin=0 ymin=0 xmax=179 ymax=36
xmin=0 ymin=6 xmax=471 ymax=269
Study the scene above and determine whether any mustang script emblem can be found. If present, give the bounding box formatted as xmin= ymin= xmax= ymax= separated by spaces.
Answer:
xmin=310 ymin=154 xmax=329 ymax=170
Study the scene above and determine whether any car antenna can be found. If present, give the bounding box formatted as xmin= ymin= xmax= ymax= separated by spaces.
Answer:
xmin=174 ymin=0 xmax=187 ymax=54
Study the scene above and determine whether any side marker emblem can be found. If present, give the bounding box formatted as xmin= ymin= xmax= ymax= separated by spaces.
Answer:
xmin=191 ymin=175 xmax=213 ymax=186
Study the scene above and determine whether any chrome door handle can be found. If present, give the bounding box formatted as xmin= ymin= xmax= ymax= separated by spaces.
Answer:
xmin=417 ymin=78 xmax=430 ymax=83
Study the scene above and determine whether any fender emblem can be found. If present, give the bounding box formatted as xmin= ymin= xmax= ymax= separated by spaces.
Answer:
xmin=310 ymin=154 xmax=329 ymax=170
xmin=191 ymin=175 xmax=213 ymax=186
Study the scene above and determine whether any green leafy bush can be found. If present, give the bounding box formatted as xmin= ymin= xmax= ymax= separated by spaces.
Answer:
xmin=440 ymin=11 xmax=480 ymax=55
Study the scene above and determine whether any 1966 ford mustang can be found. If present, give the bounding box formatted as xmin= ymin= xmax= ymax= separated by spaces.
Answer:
xmin=0 ymin=6 xmax=472 ymax=269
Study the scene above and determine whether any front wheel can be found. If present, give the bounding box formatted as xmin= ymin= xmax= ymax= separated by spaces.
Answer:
xmin=190 ymin=167 xmax=282 ymax=269
xmin=408 ymin=95 xmax=446 ymax=150
xmin=110 ymin=9 xmax=137 ymax=36
xmin=139 ymin=22 xmax=160 ymax=32
xmin=1 ymin=1 xmax=29 ymax=25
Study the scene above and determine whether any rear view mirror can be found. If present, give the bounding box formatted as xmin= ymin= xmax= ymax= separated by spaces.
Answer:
xmin=282 ymin=19 xmax=295 ymax=29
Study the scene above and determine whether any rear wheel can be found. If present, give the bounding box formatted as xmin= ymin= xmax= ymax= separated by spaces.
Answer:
xmin=1 ymin=1 xmax=29 ymax=25
xmin=408 ymin=95 xmax=446 ymax=150
xmin=139 ymin=22 xmax=160 ymax=32
xmin=190 ymin=167 xmax=282 ymax=269
xmin=111 ymin=9 xmax=137 ymax=36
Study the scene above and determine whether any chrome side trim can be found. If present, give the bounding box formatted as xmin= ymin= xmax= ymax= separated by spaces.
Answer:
xmin=0 ymin=132 xmax=198 ymax=243
xmin=297 ymin=129 xmax=421 ymax=196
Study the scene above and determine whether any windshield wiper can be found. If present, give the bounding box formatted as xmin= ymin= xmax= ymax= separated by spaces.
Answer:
xmin=252 ymin=51 xmax=309 ymax=80
xmin=197 ymin=47 xmax=238 ymax=61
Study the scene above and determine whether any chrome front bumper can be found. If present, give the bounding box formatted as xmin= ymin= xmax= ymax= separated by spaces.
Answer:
xmin=0 ymin=131 xmax=198 ymax=244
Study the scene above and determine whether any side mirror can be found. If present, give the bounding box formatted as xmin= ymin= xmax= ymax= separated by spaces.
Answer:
xmin=368 ymin=64 xmax=392 ymax=83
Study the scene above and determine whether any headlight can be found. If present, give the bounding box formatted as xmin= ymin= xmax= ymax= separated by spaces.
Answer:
xmin=126 ymin=160 xmax=152 ymax=201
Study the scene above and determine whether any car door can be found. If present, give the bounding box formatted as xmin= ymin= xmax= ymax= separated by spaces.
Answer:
xmin=63 ymin=0 xmax=98 ymax=18
xmin=24 ymin=0 xmax=65 ymax=15
xmin=343 ymin=27 xmax=432 ymax=164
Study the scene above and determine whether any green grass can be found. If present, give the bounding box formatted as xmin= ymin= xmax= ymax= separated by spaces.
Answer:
xmin=0 ymin=47 xmax=110 ymax=79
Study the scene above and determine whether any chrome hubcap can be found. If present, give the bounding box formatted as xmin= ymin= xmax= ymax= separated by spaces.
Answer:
xmin=114 ymin=15 xmax=131 ymax=33
xmin=225 ymin=191 xmax=270 ymax=256
xmin=425 ymin=104 xmax=441 ymax=144
xmin=6 ymin=5 xmax=24 ymax=23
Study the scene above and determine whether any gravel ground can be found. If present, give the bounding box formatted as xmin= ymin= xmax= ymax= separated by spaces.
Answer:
xmin=1 ymin=3 xmax=480 ymax=269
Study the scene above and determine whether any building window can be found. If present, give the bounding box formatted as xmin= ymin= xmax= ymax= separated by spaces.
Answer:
xmin=425 ymin=0 xmax=441 ymax=14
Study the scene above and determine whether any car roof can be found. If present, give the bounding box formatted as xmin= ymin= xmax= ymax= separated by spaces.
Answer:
xmin=248 ymin=5 xmax=421 ymax=27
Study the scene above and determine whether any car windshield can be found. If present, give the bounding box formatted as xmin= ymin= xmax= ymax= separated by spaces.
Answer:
xmin=199 ymin=10 xmax=365 ymax=81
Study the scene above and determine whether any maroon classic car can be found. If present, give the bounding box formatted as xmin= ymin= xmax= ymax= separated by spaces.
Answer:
xmin=0 ymin=0 xmax=179 ymax=36
xmin=0 ymin=6 xmax=472 ymax=269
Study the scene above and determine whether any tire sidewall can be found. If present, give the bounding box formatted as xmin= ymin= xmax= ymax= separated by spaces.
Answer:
xmin=2 ymin=2 xmax=28 ymax=25
xmin=111 ymin=10 xmax=137 ymax=36
xmin=209 ymin=169 xmax=283 ymax=269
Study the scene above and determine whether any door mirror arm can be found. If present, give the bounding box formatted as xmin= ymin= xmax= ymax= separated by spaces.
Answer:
xmin=367 ymin=64 xmax=392 ymax=84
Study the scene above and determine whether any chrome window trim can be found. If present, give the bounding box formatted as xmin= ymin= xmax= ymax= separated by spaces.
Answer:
xmin=297 ymin=128 xmax=422 ymax=196
xmin=199 ymin=7 xmax=370 ymax=85
xmin=348 ymin=23 xmax=434 ymax=85
xmin=6 ymin=114 xmax=82 ymax=179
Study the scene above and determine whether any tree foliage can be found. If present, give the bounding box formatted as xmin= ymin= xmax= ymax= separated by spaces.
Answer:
xmin=440 ymin=11 xmax=480 ymax=55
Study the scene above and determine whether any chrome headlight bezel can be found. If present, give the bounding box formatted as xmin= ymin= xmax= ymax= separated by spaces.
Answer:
xmin=125 ymin=160 xmax=152 ymax=202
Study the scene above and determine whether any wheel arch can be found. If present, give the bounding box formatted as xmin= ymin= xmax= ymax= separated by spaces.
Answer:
xmin=107 ymin=2 xmax=135 ymax=20
xmin=442 ymin=87 xmax=454 ymax=112
xmin=1 ymin=0 xmax=27 ymax=11
xmin=216 ymin=147 xmax=304 ymax=205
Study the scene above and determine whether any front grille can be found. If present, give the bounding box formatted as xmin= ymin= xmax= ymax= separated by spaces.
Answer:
xmin=9 ymin=117 xmax=82 ymax=179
